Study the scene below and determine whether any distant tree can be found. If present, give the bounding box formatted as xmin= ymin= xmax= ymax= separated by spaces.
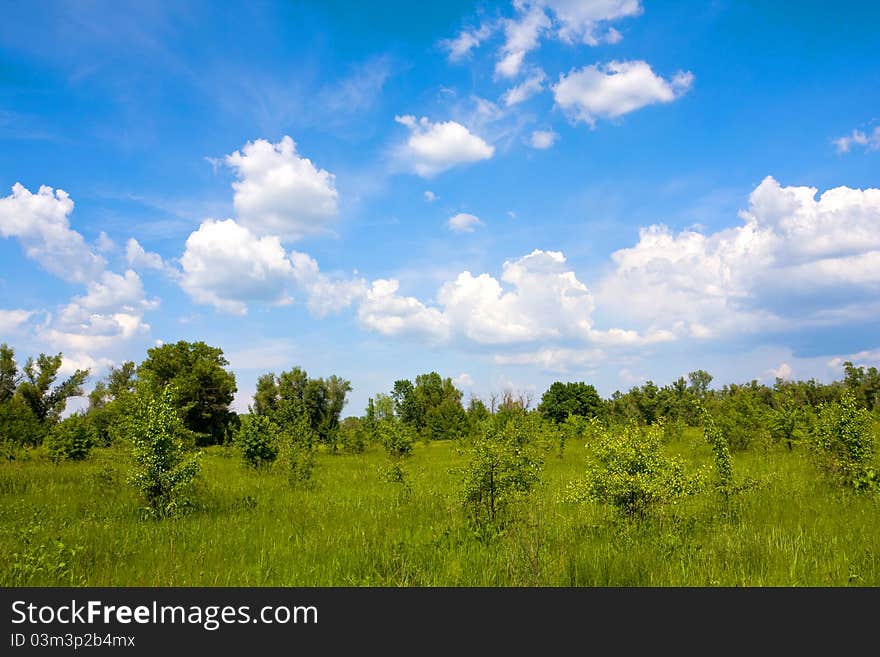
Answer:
xmin=538 ymin=381 xmax=603 ymax=424
xmin=0 ymin=343 xmax=20 ymax=403
xmin=138 ymin=341 xmax=237 ymax=446
xmin=390 ymin=372 xmax=466 ymax=440
xmin=0 ymin=396 xmax=44 ymax=448
xmin=46 ymin=413 xmax=95 ymax=462
xmin=16 ymin=353 xmax=88 ymax=424
xmin=687 ymin=370 xmax=713 ymax=399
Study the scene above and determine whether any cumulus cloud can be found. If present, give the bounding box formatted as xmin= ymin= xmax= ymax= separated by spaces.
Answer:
xmin=424 ymin=190 xmax=438 ymax=202
xmin=357 ymin=279 xmax=451 ymax=342
xmin=289 ymin=251 xmax=367 ymax=318
xmin=225 ymin=136 xmax=339 ymax=241
xmin=395 ymin=115 xmax=495 ymax=177
xmin=502 ymin=69 xmax=546 ymax=106
xmin=540 ymin=0 xmax=642 ymax=45
xmin=0 ymin=183 xmax=106 ymax=283
xmin=529 ymin=129 xmax=557 ymax=149
xmin=73 ymin=269 xmax=158 ymax=313
xmin=126 ymin=238 xmax=171 ymax=274
xmin=453 ymin=372 xmax=475 ymax=387
xmin=447 ymin=213 xmax=484 ymax=233
xmin=596 ymin=176 xmax=880 ymax=338
xmin=553 ymin=60 xmax=693 ymax=126
xmin=833 ymin=126 xmax=880 ymax=153
xmin=180 ymin=219 xmax=295 ymax=315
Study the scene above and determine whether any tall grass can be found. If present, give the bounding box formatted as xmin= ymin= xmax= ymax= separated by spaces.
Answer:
xmin=1 ymin=430 xmax=878 ymax=586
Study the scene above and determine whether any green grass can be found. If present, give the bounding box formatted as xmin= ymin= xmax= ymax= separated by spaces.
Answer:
xmin=2 ymin=430 xmax=878 ymax=586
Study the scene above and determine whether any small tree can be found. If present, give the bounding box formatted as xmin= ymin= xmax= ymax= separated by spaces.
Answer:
xmin=46 ymin=413 xmax=95 ymax=462
xmin=701 ymin=406 xmax=732 ymax=497
xmin=811 ymin=391 xmax=876 ymax=491
xmin=459 ymin=415 xmax=543 ymax=527
xmin=235 ymin=415 xmax=280 ymax=468
xmin=377 ymin=418 xmax=414 ymax=496
xmin=571 ymin=423 xmax=702 ymax=519
xmin=277 ymin=413 xmax=317 ymax=487
xmin=127 ymin=386 xmax=201 ymax=518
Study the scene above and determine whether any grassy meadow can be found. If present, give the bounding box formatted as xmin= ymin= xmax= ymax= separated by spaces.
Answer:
xmin=2 ymin=428 xmax=879 ymax=587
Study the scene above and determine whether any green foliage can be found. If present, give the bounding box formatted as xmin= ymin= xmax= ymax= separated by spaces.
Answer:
xmin=277 ymin=413 xmax=317 ymax=487
xmin=138 ymin=341 xmax=237 ymax=446
xmin=571 ymin=423 xmax=702 ymax=518
xmin=701 ymin=407 xmax=732 ymax=494
xmin=811 ymin=391 xmax=876 ymax=491
xmin=842 ymin=361 xmax=880 ymax=411
xmin=252 ymin=367 xmax=351 ymax=450
xmin=46 ymin=413 xmax=95 ymax=462
xmin=0 ymin=396 xmax=46 ymax=448
xmin=8 ymin=519 xmax=84 ymax=586
xmin=377 ymin=417 xmax=414 ymax=458
xmin=458 ymin=414 xmax=544 ymax=527
xmin=538 ymin=381 xmax=603 ymax=424
xmin=713 ymin=383 xmax=772 ymax=451
xmin=390 ymin=372 xmax=467 ymax=440
xmin=235 ymin=414 xmax=280 ymax=468
xmin=11 ymin=351 xmax=89 ymax=425
xmin=126 ymin=385 xmax=202 ymax=517
xmin=0 ymin=343 xmax=19 ymax=403
xmin=338 ymin=416 xmax=367 ymax=454
xmin=560 ymin=414 xmax=603 ymax=457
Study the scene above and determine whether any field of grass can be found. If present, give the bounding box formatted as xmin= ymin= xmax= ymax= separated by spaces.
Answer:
xmin=2 ymin=429 xmax=879 ymax=586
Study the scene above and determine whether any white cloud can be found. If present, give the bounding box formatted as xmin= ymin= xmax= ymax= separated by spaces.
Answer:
xmin=767 ymin=362 xmax=792 ymax=380
xmin=553 ymin=60 xmax=693 ymax=126
xmin=502 ymin=69 xmax=546 ymax=106
xmin=437 ymin=250 xmax=594 ymax=344
xmin=424 ymin=190 xmax=438 ymax=202
xmin=443 ymin=22 xmax=495 ymax=61
xmin=95 ymin=231 xmax=115 ymax=253
xmin=453 ymin=372 xmax=475 ymax=387
xmin=180 ymin=219 xmax=295 ymax=315
xmin=225 ymin=136 xmax=339 ymax=241
xmin=357 ymin=279 xmax=451 ymax=342
xmin=0 ymin=309 xmax=34 ymax=334
xmin=494 ymin=346 xmax=605 ymax=373
xmin=833 ymin=126 xmax=880 ymax=153
xmin=596 ymin=176 xmax=880 ymax=338
xmin=395 ymin=115 xmax=495 ymax=177
xmin=447 ymin=212 xmax=484 ymax=233
xmin=73 ymin=269 xmax=158 ymax=313
xmin=125 ymin=238 xmax=171 ymax=273
xmin=0 ymin=183 xmax=105 ymax=283
xmin=540 ymin=0 xmax=642 ymax=45
xmin=289 ymin=251 xmax=367 ymax=318
xmin=496 ymin=5 xmax=551 ymax=78
xmin=529 ymin=129 xmax=557 ymax=149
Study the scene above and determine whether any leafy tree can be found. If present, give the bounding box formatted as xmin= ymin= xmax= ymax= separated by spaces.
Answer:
xmin=538 ymin=381 xmax=603 ymax=424
xmin=687 ymin=370 xmax=713 ymax=398
xmin=0 ymin=343 xmax=20 ymax=403
xmin=390 ymin=372 xmax=466 ymax=440
xmin=0 ymin=396 xmax=45 ymax=449
xmin=277 ymin=413 xmax=317 ymax=487
xmin=338 ymin=416 xmax=367 ymax=454
xmin=841 ymin=361 xmax=880 ymax=411
xmin=458 ymin=413 xmax=543 ymax=527
xmin=16 ymin=353 xmax=88 ymax=424
xmin=86 ymin=361 xmax=138 ymax=446
xmin=811 ymin=391 xmax=876 ymax=491
xmin=138 ymin=341 xmax=237 ymax=446
xmin=713 ymin=382 xmax=772 ymax=451
xmin=127 ymin=385 xmax=201 ymax=517
xmin=235 ymin=415 xmax=280 ymax=468
xmin=465 ymin=396 xmax=490 ymax=435
xmin=570 ymin=423 xmax=702 ymax=518
xmin=46 ymin=413 xmax=95 ymax=462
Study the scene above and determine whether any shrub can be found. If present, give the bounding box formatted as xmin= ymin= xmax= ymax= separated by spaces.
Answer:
xmin=277 ymin=413 xmax=316 ymax=487
xmin=811 ymin=391 xmax=876 ymax=491
xmin=235 ymin=415 xmax=280 ymax=468
xmin=45 ymin=413 xmax=95 ymax=462
xmin=0 ymin=397 xmax=46 ymax=448
xmin=459 ymin=414 xmax=543 ymax=526
xmin=570 ymin=423 xmax=702 ymax=518
xmin=338 ymin=416 xmax=366 ymax=454
xmin=126 ymin=385 xmax=201 ymax=518
xmin=702 ymin=407 xmax=732 ymax=495
xmin=714 ymin=387 xmax=772 ymax=451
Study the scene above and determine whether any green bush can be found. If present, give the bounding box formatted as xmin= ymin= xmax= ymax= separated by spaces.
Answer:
xmin=235 ymin=415 xmax=280 ymax=468
xmin=126 ymin=385 xmax=201 ymax=518
xmin=0 ymin=397 xmax=46 ymax=448
xmin=570 ymin=423 xmax=703 ymax=518
xmin=458 ymin=414 xmax=544 ymax=526
xmin=811 ymin=391 xmax=876 ymax=491
xmin=45 ymin=413 xmax=94 ymax=462
xmin=277 ymin=414 xmax=316 ymax=487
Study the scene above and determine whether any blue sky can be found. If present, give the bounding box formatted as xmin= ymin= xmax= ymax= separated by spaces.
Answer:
xmin=1 ymin=0 xmax=879 ymax=415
